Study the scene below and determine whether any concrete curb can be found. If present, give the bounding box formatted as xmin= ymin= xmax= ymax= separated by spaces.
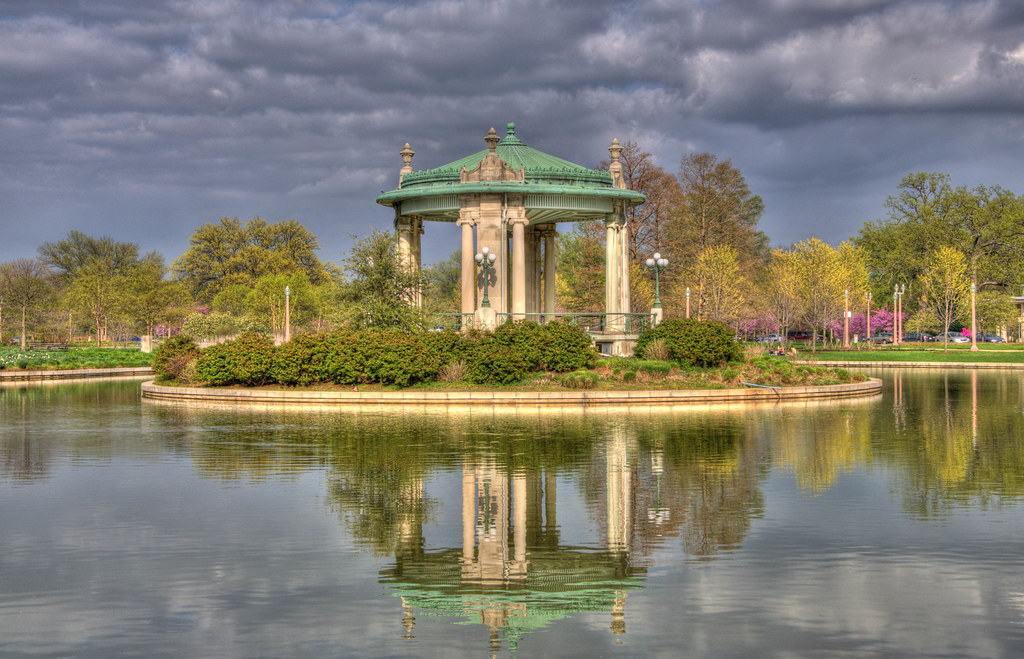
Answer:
xmin=0 ymin=366 xmax=154 ymax=382
xmin=141 ymin=378 xmax=883 ymax=409
xmin=800 ymin=361 xmax=1024 ymax=370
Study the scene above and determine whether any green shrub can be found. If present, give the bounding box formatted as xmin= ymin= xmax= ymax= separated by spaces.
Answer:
xmin=465 ymin=342 xmax=531 ymax=385
xmin=363 ymin=328 xmax=436 ymax=387
xmin=194 ymin=333 xmax=276 ymax=386
xmin=636 ymin=319 xmax=742 ymax=368
xmin=621 ymin=370 xmax=637 ymax=382
xmin=491 ymin=321 xmax=544 ymax=370
xmin=636 ymin=360 xmax=672 ymax=376
xmin=537 ymin=322 xmax=597 ymax=372
xmin=271 ymin=334 xmax=330 ymax=386
xmin=153 ymin=335 xmax=199 ymax=382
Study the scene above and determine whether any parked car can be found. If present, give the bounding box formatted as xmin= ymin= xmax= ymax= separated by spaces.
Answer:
xmin=983 ymin=334 xmax=1006 ymax=343
xmin=936 ymin=332 xmax=970 ymax=343
xmin=869 ymin=332 xmax=893 ymax=344
xmin=903 ymin=332 xmax=935 ymax=342
xmin=787 ymin=330 xmax=818 ymax=342
xmin=756 ymin=334 xmax=782 ymax=343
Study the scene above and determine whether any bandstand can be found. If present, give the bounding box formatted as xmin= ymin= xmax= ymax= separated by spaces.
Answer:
xmin=375 ymin=123 xmax=647 ymax=355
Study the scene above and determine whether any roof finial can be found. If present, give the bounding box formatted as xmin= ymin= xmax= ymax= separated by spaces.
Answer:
xmin=506 ymin=122 xmax=516 ymax=137
xmin=400 ymin=143 xmax=415 ymax=170
xmin=609 ymin=138 xmax=622 ymax=163
xmin=485 ymin=127 xmax=499 ymax=152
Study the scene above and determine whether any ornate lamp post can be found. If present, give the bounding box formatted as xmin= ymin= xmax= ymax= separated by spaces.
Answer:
xmin=899 ymin=284 xmax=905 ymax=344
xmin=685 ymin=287 xmax=691 ymax=319
xmin=645 ymin=253 xmax=669 ymax=309
xmin=475 ymin=246 xmax=497 ymax=308
xmin=284 ymin=285 xmax=291 ymax=343
xmin=844 ymin=289 xmax=850 ymax=348
xmin=865 ymin=291 xmax=872 ymax=349
xmin=970 ymin=282 xmax=978 ymax=352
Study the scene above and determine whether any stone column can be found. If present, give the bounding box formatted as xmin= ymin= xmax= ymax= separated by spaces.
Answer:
xmin=543 ymin=228 xmax=556 ymax=322
xmin=511 ymin=218 xmax=527 ymax=317
xmin=458 ymin=215 xmax=476 ymax=315
xmin=524 ymin=226 xmax=539 ymax=315
xmin=605 ymin=217 xmax=621 ymax=317
xmin=412 ymin=217 xmax=423 ymax=308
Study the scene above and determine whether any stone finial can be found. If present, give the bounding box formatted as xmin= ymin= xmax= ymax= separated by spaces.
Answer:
xmin=485 ymin=127 xmax=500 ymax=152
xmin=609 ymin=138 xmax=623 ymax=163
xmin=400 ymin=143 xmax=415 ymax=171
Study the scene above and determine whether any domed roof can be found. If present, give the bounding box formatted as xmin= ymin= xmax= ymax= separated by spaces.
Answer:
xmin=376 ymin=123 xmax=645 ymax=221
xmin=397 ymin=123 xmax=614 ymax=189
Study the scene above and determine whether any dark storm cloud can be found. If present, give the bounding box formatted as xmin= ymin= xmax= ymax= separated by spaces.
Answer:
xmin=1 ymin=0 xmax=1022 ymax=264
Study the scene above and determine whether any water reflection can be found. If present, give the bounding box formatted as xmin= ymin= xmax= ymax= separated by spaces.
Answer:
xmin=2 ymin=373 xmax=1024 ymax=655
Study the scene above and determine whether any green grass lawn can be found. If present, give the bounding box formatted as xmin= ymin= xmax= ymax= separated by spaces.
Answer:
xmin=800 ymin=345 xmax=1024 ymax=363
xmin=0 ymin=346 xmax=154 ymax=370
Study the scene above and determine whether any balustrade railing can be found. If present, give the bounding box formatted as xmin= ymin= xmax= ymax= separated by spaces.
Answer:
xmin=428 ymin=313 xmax=475 ymax=331
xmin=494 ymin=312 xmax=652 ymax=335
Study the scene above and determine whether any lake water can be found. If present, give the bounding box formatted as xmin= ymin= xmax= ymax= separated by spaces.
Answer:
xmin=2 ymin=370 xmax=1024 ymax=657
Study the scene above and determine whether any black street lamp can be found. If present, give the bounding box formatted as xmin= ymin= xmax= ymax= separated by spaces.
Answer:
xmin=474 ymin=247 xmax=497 ymax=308
xmin=645 ymin=253 xmax=668 ymax=309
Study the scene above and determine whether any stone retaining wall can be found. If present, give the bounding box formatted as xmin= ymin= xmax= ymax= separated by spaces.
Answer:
xmin=0 ymin=367 xmax=154 ymax=382
xmin=141 ymin=378 xmax=882 ymax=409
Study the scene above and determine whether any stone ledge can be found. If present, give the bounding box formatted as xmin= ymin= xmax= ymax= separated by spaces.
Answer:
xmin=0 ymin=367 xmax=154 ymax=382
xmin=141 ymin=378 xmax=882 ymax=408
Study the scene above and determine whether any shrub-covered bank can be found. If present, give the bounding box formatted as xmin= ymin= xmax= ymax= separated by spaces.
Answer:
xmin=156 ymin=321 xmax=597 ymax=387
xmin=154 ymin=319 xmax=864 ymax=390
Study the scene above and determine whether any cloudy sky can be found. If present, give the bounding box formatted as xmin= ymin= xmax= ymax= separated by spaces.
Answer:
xmin=2 ymin=0 xmax=1023 ymax=267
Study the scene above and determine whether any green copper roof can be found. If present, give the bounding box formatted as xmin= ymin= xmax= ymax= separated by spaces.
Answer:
xmin=398 ymin=123 xmax=613 ymax=188
xmin=389 ymin=123 xmax=626 ymax=188
xmin=376 ymin=123 xmax=646 ymax=215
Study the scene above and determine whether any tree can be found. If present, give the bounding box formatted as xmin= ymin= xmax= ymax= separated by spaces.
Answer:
xmin=555 ymin=229 xmax=605 ymax=312
xmin=764 ymin=249 xmax=805 ymax=342
xmin=0 ymin=259 xmax=53 ymax=349
xmin=666 ymin=152 xmax=767 ymax=269
xmin=344 ymin=230 xmax=424 ymax=330
xmin=173 ymin=217 xmax=329 ymax=301
xmin=694 ymin=245 xmax=745 ymax=324
xmin=38 ymin=231 xmax=140 ymax=280
xmin=921 ymin=246 xmax=970 ymax=351
xmin=38 ymin=231 xmax=146 ymax=344
xmin=122 ymin=253 xmax=191 ymax=338
xmin=858 ymin=173 xmax=1024 ymax=295
xmin=247 ymin=272 xmax=313 ymax=336
xmin=791 ymin=238 xmax=845 ymax=351
xmin=421 ymin=251 xmax=462 ymax=314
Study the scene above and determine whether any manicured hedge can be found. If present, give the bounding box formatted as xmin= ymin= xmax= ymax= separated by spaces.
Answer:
xmin=180 ymin=321 xmax=595 ymax=388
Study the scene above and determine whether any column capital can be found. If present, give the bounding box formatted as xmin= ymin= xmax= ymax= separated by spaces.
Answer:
xmin=507 ymin=216 xmax=529 ymax=226
xmin=456 ymin=215 xmax=477 ymax=227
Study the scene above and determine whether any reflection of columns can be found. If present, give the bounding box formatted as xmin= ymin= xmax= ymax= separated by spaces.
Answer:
xmin=460 ymin=464 xmax=529 ymax=584
xmin=606 ymin=428 xmax=632 ymax=551
xmin=511 ymin=218 xmax=527 ymax=317
xmin=543 ymin=228 xmax=556 ymax=322
xmin=513 ymin=474 xmax=528 ymax=574
xmin=462 ymin=465 xmax=476 ymax=563
xmin=458 ymin=216 xmax=476 ymax=314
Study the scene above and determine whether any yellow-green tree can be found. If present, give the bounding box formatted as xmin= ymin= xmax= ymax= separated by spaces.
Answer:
xmin=765 ymin=249 xmax=804 ymax=341
xmin=921 ymin=245 xmax=970 ymax=350
xmin=792 ymin=238 xmax=843 ymax=350
xmin=695 ymin=245 xmax=745 ymax=323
